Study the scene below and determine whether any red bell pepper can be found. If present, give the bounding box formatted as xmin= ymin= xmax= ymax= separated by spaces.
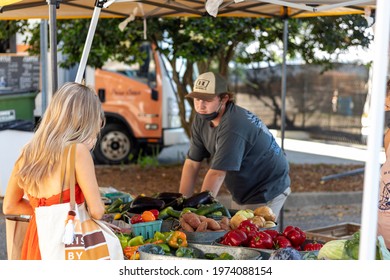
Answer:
xmin=263 ymin=229 xmax=279 ymax=240
xmin=283 ymin=225 xmax=295 ymax=235
xmin=248 ymin=231 xmax=273 ymax=249
xmin=303 ymin=242 xmax=323 ymax=251
xmin=274 ymin=235 xmax=292 ymax=249
xmin=237 ymin=219 xmax=258 ymax=242
xmin=220 ymin=229 xmax=248 ymax=247
xmin=283 ymin=225 xmax=306 ymax=247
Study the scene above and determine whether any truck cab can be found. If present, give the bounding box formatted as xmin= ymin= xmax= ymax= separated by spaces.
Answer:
xmin=90 ymin=43 xmax=188 ymax=164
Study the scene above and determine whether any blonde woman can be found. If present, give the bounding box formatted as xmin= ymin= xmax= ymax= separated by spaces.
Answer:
xmin=3 ymin=82 xmax=106 ymax=260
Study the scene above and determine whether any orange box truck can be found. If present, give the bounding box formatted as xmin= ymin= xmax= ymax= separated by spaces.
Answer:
xmin=86 ymin=43 xmax=189 ymax=164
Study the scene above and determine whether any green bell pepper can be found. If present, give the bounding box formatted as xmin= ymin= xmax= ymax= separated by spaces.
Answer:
xmin=214 ymin=252 xmax=234 ymax=260
xmin=175 ymin=246 xmax=196 ymax=258
xmin=153 ymin=231 xmax=167 ymax=243
xmin=128 ymin=235 xmax=144 ymax=246
xmin=156 ymin=243 xmax=171 ymax=253
xmin=117 ymin=233 xmax=130 ymax=250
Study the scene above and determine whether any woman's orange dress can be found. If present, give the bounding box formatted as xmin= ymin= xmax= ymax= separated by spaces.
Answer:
xmin=21 ymin=185 xmax=85 ymax=260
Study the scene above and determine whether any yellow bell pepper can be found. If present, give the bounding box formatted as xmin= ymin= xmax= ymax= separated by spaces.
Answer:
xmin=167 ymin=231 xmax=187 ymax=248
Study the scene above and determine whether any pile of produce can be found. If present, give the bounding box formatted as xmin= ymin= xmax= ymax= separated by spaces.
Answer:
xmin=218 ymin=220 xmax=323 ymax=252
xmin=317 ymin=231 xmax=390 ymax=260
xmin=157 ymin=191 xmax=231 ymax=220
xmin=179 ymin=212 xmax=230 ymax=232
xmin=117 ymin=230 xmax=235 ymax=260
xmin=229 ymin=206 xmax=277 ymax=229
xmin=103 ymin=191 xmax=231 ymax=223
xmin=129 ymin=209 xmax=159 ymax=224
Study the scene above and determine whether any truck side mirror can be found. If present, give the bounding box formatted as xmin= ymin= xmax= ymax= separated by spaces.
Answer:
xmin=98 ymin=88 xmax=106 ymax=103
xmin=151 ymin=88 xmax=158 ymax=101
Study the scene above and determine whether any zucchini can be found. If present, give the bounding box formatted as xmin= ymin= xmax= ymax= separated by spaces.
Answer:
xmin=164 ymin=197 xmax=185 ymax=210
xmin=218 ymin=205 xmax=232 ymax=218
xmin=105 ymin=198 xmax=123 ymax=213
xmin=166 ymin=207 xmax=182 ymax=219
xmin=158 ymin=206 xmax=182 ymax=219
xmin=194 ymin=202 xmax=225 ymax=216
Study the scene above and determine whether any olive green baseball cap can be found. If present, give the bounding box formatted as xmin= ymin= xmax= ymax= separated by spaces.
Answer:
xmin=186 ymin=72 xmax=228 ymax=101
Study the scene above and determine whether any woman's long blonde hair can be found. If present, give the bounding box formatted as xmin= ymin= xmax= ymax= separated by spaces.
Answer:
xmin=16 ymin=82 xmax=105 ymax=197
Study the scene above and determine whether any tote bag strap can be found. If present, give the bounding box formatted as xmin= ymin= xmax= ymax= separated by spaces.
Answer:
xmin=67 ymin=143 xmax=77 ymax=212
xmin=59 ymin=145 xmax=71 ymax=204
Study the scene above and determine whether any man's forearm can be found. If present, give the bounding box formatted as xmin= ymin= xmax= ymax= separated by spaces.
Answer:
xmin=201 ymin=169 xmax=226 ymax=197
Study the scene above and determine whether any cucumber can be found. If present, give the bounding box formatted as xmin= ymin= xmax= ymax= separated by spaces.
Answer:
xmin=194 ymin=202 xmax=225 ymax=216
xmin=166 ymin=207 xmax=182 ymax=218
xmin=105 ymin=198 xmax=123 ymax=213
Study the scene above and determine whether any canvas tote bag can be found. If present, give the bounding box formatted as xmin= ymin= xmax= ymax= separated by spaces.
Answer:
xmin=35 ymin=144 xmax=123 ymax=260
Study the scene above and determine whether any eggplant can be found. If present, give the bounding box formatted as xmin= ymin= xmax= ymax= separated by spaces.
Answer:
xmin=153 ymin=192 xmax=184 ymax=210
xmin=155 ymin=192 xmax=183 ymax=200
xmin=182 ymin=191 xmax=215 ymax=208
xmin=164 ymin=196 xmax=185 ymax=210
xmin=129 ymin=195 xmax=165 ymax=214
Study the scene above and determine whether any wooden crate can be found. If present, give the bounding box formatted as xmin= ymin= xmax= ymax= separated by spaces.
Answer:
xmin=304 ymin=222 xmax=360 ymax=243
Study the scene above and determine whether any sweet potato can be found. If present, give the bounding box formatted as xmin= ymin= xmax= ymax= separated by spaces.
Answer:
xmin=195 ymin=221 xmax=208 ymax=232
xmin=182 ymin=212 xmax=201 ymax=229
xmin=179 ymin=217 xmax=195 ymax=232
xmin=220 ymin=216 xmax=230 ymax=226
xmin=198 ymin=215 xmax=207 ymax=222
xmin=204 ymin=217 xmax=221 ymax=231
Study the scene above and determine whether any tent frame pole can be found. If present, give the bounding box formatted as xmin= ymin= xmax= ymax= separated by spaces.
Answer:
xmin=48 ymin=0 xmax=58 ymax=93
xmin=75 ymin=1 xmax=106 ymax=83
xmin=359 ymin=0 xmax=390 ymax=260
xmin=40 ymin=19 xmax=48 ymax=115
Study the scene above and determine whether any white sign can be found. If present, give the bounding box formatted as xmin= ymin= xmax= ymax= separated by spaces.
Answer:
xmin=0 ymin=109 xmax=16 ymax=123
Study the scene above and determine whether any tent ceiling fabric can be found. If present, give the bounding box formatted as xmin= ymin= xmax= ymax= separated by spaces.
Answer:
xmin=0 ymin=0 xmax=376 ymax=20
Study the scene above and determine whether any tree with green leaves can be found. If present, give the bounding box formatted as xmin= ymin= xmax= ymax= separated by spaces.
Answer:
xmin=24 ymin=15 xmax=372 ymax=135
xmin=0 ymin=20 xmax=29 ymax=52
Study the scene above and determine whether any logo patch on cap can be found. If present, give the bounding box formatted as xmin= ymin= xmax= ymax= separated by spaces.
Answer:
xmin=194 ymin=79 xmax=210 ymax=91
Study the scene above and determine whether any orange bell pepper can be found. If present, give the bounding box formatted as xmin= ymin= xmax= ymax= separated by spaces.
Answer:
xmin=123 ymin=245 xmax=140 ymax=260
xmin=141 ymin=211 xmax=157 ymax=222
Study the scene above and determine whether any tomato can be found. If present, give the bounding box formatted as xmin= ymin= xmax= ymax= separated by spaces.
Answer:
xmin=141 ymin=210 xmax=157 ymax=222
xmin=149 ymin=209 xmax=159 ymax=219
xmin=130 ymin=214 xmax=143 ymax=224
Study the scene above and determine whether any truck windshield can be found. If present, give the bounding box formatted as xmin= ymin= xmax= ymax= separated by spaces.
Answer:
xmin=102 ymin=43 xmax=156 ymax=86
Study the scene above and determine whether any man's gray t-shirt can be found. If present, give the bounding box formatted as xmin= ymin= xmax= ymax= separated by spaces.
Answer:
xmin=188 ymin=103 xmax=290 ymax=204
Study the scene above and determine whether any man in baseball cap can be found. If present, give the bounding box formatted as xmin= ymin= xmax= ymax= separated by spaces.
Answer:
xmin=186 ymin=72 xmax=229 ymax=101
xmin=179 ymin=72 xmax=291 ymax=221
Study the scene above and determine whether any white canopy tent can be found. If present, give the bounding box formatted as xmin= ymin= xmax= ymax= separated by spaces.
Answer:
xmin=0 ymin=0 xmax=387 ymax=260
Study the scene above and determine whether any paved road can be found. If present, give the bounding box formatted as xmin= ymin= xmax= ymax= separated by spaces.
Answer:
xmin=0 ymin=137 xmax=370 ymax=260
